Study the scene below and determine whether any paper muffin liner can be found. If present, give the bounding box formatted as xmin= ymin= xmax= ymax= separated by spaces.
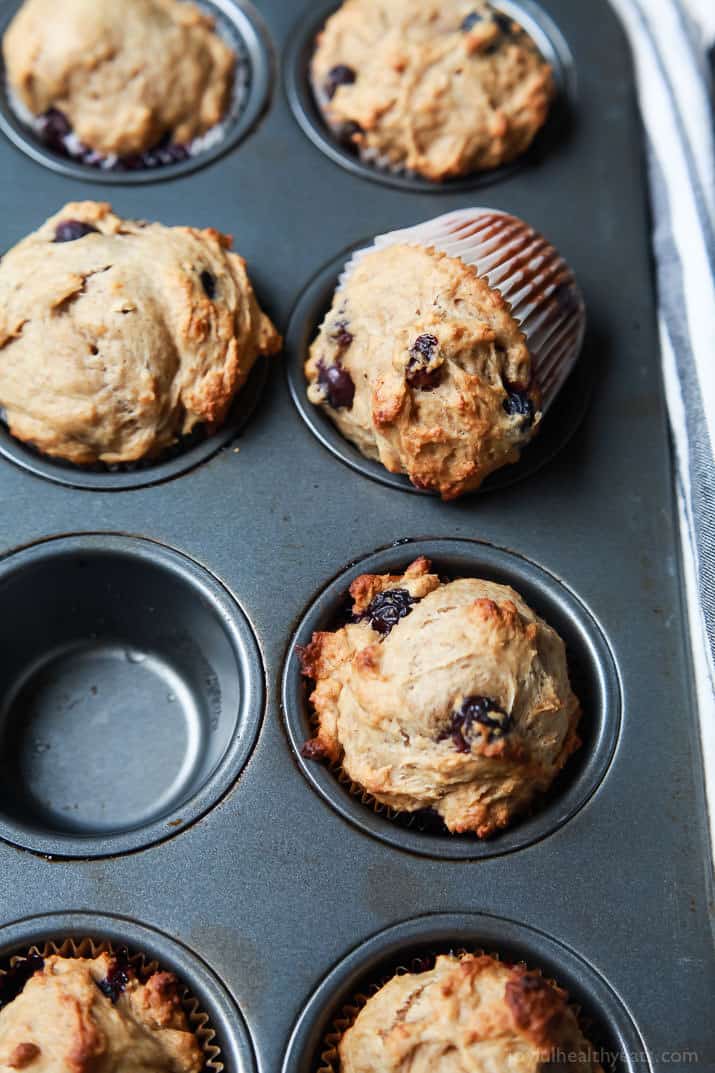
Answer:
xmin=313 ymin=947 xmax=587 ymax=1073
xmin=0 ymin=937 xmax=222 ymax=1071
xmin=339 ymin=208 xmax=586 ymax=413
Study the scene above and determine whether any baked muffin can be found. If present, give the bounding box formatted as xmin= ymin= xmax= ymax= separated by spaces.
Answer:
xmin=3 ymin=0 xmax=235 ymax=160
xmin=301 ymin=557 xmax=580 ymax=837
xmin=305 ymin=243 xmax=541 ymax=500
xmin=338 ymin=953 xmax=604 ymax=1073
xmin=311 ymin=0 xmax=554 ymax=181
xmin=0 ymin=201 xmax=281 ymax=466
xmin=0 ymin=952 xmax=203 ymax=1073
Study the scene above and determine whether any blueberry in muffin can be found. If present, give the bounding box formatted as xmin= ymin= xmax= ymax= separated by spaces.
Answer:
xmin=311 ymin=0 xmax=554 ymax=180
xmin=301 ymin=557 xmax=581 ymax=838
xmin=0 ymin=201 xmax=281 ymax=466
xmin=3 ymin=0 xmax=236 ymax=165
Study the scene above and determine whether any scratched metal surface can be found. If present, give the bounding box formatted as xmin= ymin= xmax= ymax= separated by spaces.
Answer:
xmin=0 ymin=0 xmax=713 ymax=1071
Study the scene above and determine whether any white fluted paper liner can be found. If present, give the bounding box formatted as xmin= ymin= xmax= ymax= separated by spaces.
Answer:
xmin=339 ymin=209 xmax=586 ymax=412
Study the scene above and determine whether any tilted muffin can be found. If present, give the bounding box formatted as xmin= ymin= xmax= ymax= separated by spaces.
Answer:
xmin=311 ymin=0 xmax=554 ymax=181
xmin=339 ymin=953 xmax=604 ymax=1073
xmin=0 ymin=952 xmax=203 ymax=1073
xmin=301 ymin=557 xmax=580 ymax=837
xmin=0 ymin=201 xmax=281 ymax=466
xmin=3 ymin=0 xmax=235 ymax=158
xmin=305 ymin=243 xmax=541 ymax=500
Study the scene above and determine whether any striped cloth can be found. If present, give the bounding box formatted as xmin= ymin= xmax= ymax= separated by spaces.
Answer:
xmin=609 ymin=0 xmax=715 ymax=852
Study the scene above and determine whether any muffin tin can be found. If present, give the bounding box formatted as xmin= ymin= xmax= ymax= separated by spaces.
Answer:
xmin=0 ymin=0 xmax=712 ymax=1070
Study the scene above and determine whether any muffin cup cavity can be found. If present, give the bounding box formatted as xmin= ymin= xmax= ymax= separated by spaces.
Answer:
xmin=0 ymin=535 xmax=265 ymax=858
xmin=0 ymin=913 xmax=257 ymax=1073
xmin=287 ymin=250 xmax=594 ymax=496
xmin=284 ymin=0 xmax=575 ymax=193
xmin=0 ymin=361 xmax=269 ymax=491
xmin=281 ymin=914 xmax=645 ymax=1073
xmin=282 ymin=539 xmax=621 ymax=860
xmin=0 ymin=0 xmax=273 ymax=183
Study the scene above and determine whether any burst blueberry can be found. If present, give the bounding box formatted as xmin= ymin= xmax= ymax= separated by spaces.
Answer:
xmin=503 ymin=385 xmax=534 ymax=423
xmin=54 ymin=220 xmax=99 ymax=243
xmin=439 ymin=695 xmax=513 ymax=751
xmin=406 ymin=333 xmax=443 ymax=391
xmin=200 ymin=270 xmax=216 ymax=299
xmin=461 ymin=11 xmax=484 ymax=31
xmin=97 ymin=949 xmax=132 ymax=1003
xmin=364 ymin=588 xmax=416 ymax=635
xmin=325 ymin=64 xmax=357 ymax=100
xmin=318 ymin=361 xmax=355 ymax=409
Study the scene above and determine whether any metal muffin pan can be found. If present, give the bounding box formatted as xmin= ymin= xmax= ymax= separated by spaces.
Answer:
xmin=0 ymin=0 xmax=712 ymax=1071
xmin=0 ymin=0 xmax=274 ymax=184
xmin=283 ymin=537 xmax=620 ymax=859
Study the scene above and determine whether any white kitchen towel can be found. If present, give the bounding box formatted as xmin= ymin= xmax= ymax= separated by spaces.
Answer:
xmin=609 ymin=0 xmax=715 ymax=852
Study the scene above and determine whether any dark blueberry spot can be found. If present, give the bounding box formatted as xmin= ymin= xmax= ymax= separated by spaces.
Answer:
xmin=0 ymin=955 xmax=44 ymax=1009
xmin=461 ymin=11 xmax=484 ymax=31
xmin=339 ymin=120 xmax=364 ymax=145
xmin=439 ymin=695 xmax=513 ymax=751
xmin=521 ymin=972 xmax=548 ymax=991
xmin=38 ymin=107 xmax=71 ymax=150
xmin=325 ymin=64 xmax=357 ymax=100
xmin=54 ymin=220 xmax=99 ymax=243
xmin=200 ymin=270 xmax=216 ymax=299
xmin=97 ymin=948 xmax=132 ymax=1004
xmin=332 ymin=320 xmax=353 ymax=349
xmin=503 ymin=386 xmax=534 ymax=423
xmin=494 ymin=12 xmax=515 ymax=35
xmin=317 ymin=361 xmax=355 ymax=409
xmin=409 ymin=953 xmax=437 ymax=973
xmin=364 ymin=588 xmax=417 ymax=636
xmin=406 ymin=333 xmax=443 ymax=391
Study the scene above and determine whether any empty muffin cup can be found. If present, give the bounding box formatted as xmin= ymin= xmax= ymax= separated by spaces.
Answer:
xmin=0 ymin=0 xmax=273 ymax=183
xmin=0 ymin=535 xmax=264 ymax=857
xmin=282 ymin=539 xmax=620 ymax=860
xmin=281 ymin=913 xmax=645 ymax=1073
xmin=0 ymin=912 xmax=257 ymax=1073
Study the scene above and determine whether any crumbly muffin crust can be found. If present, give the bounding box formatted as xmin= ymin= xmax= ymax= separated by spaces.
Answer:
xmin=339 ymin=953 xmax=604 ymax=1073
xmin=0 ymin=201 xmax=281 ymax=466
xmin=305 ymin=244 xmax=541 ymax=500
xmin=3 ymin=0 xmax=235 ymax=157
xmin=0 ymin=953 xmax=203 ymax=1073
xmin=311 ymin=0 xmax=554 ymax=181
xmin=301 ymin=557 xmax=580 ymax=838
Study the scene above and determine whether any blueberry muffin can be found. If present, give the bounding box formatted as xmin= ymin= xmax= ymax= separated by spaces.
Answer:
xmin=0 ymin=952 xmax=203 ymax=1073
xmin=301 ymin=557 xmax=580 ymax=838
xmin=311 ymin=0 xmax=554 ymax=181
xmin=3 ymin=0 xmax=235 ymax=159
xmin=338 ymin=953 xmax=604 ymax=1072
xmin=305 ymin=243 xmax=540 ymax=499
xmin=0 ymin=201 xmax=281 ymax=466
